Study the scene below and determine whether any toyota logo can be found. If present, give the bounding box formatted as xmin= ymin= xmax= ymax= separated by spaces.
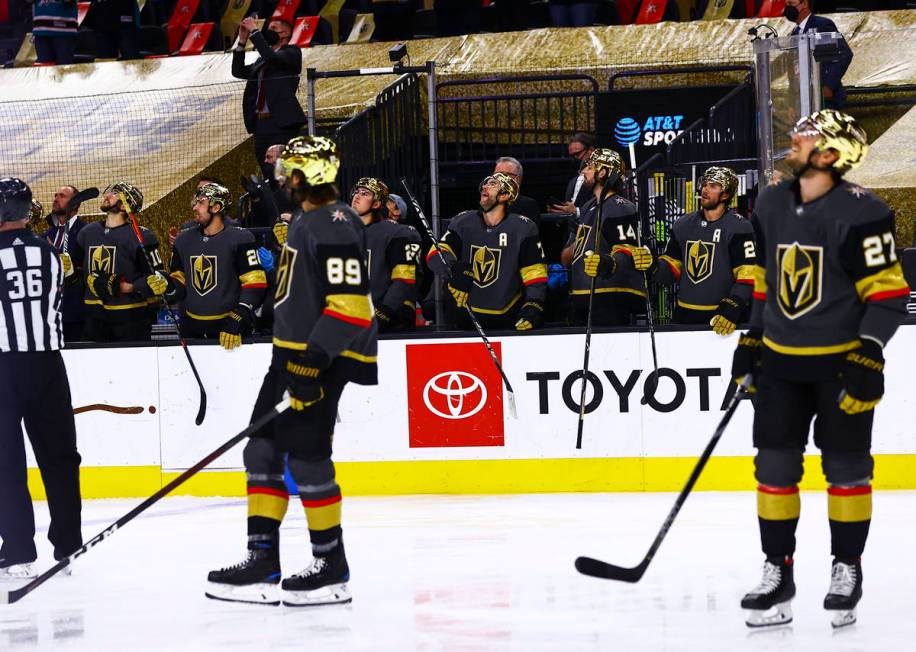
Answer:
xmin=422 ymin=371 xmax=488 ymax=420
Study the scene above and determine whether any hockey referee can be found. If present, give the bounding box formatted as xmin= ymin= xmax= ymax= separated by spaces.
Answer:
xmin=0 ymin=177 xmax=82 ymax=582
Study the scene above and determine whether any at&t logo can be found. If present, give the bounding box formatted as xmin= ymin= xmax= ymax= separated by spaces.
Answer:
xmin=423 ymin=371 xmax=488 ymax=420
xmin=614 ymin=115 xmax=686 ymax=147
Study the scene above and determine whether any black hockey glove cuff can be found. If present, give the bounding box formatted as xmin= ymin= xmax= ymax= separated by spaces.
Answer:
xmin=88 ymin=271 xmax=119 ymax=300
xmin=219 ymin=304 xmax=253 ymax=351
xmin=286 ymin=347 xmax=331 ymax=411
xmin=515 ymin=301 xmax=545 ymax=331
xmin=838 ymin=339 xmax=884 ymax=415
xmin=375 ymin=303 xmax=396 ymax=324
xmin=447 ymin=262 xmax=475 ymax=309
xmin=731 ymin=329 xmax=763 ymax=392
xmin=710 ymin=296 xmax=745 ymax=336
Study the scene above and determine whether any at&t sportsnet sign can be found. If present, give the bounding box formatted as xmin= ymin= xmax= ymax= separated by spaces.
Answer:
xmin=614 ymin=115 xmax=686 ymax=148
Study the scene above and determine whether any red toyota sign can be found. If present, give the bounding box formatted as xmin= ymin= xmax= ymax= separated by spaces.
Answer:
xmin=406 ymin=342 xmax=505 ymax=448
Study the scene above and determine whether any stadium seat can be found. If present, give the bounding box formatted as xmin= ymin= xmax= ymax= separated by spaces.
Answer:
xmin=166 ymin=0 xmax=201 ymax=53
xmin=77 ymin=1 xmax=90 ymax=26
xmin=635 ymin=0 xmax=667 ymax=24
xmin=616 ymin=0 xmax=641 ymax=24
xmin=220 ymin=0 xmax=251 ymax=48
xmin=346 ymin=13 xmax=375 ymax=43
xmin=290 ymin=15 xmax=320 ymax=47
xmin=272 ymin=0 xmax=301 ymax=24
xmin=701 ymin=0 xmax=734 ymax=20
xmin=14 ymin=32 xmax=35 ymax=67
xmin=757 ymin=0 xmax=786 ymax=17
xmin=178 ymin=22 xmax=214 ymax=55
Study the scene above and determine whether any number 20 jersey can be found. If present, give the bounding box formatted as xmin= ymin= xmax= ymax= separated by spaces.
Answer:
xmin=272 ymin=202 xmax=378 ymax=385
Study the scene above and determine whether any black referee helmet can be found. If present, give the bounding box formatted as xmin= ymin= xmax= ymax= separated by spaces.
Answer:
xmin=0 ymin=177 xmax=32 ymax=225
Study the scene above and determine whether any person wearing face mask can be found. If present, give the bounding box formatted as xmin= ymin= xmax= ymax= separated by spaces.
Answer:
xmin=166 ymin=183 xmax=267 ymax=348
xmin=653 ymin=166 xmax=757 ymax=334
xmin=232 ymin=16 xmax=306 ymax=178
xmin=784 ymin=0 xmax=853 ymax=109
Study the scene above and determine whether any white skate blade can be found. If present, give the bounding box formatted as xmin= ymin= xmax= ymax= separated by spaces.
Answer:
xmin=745 ymin=601 xmax=793 ymax=628
xmin=205 ymin=581 xmax=280 ymax=606
xmin=282 ymin=582 xmax=352 ymax=607
xmin=830 ymin=609 xmax=857 ymax=629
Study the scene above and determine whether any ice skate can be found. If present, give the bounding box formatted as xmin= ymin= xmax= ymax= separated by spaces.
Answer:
xmin=282 ymin=546 xmax=351 ymax=607
xmin=205 ymin=548 xmax=281 ymax=605
xmin=824 ymin=559 xmax=862 ymax=629
xmin=0 ymin=561 xmax=37 ymax=583
xmin=741 ymin=558 xmax=795 ymax=628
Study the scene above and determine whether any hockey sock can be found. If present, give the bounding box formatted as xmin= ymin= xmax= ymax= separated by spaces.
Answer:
xmin=246 ymin=473 xmax=289 ymax=551
xmin=757 ymin=484 xmax=800 ymax=559
xmin=827 ymin=484 xmax=872 ymax=560
xmin=289 ymin=458 xmax=342 ymax=557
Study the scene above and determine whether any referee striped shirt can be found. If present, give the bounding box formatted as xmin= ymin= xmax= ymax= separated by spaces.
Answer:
xmin=0 ymin=229 xmax=64 ymax=352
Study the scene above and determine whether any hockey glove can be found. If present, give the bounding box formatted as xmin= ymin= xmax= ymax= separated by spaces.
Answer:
xmin=731 ymin=329 xmax=763 ymax=392
xmin=147 ymin=272 xmax=169 ymax=297
xmin=515 ymin=301 xmax=545 ymax=331
xmin=219 ymin=304 xmax=253 ymax=351
xmin=60 ymin=252 xmax=74 ymax=278
xmin=632 ymin=245 xmax=654 ymax=272
xmin=583 ymin=250 xmax=616 ymax=278
xmin=88 ymin=270 xmax=119 ymax=300
xmin=375 ymin=304 xmax=395 ymax=325
xmin=653 ymin=259 xmax=676 ymax=286
xmin=838 ymin=339 xmax=885 ymax=415
xmin=272 ymin=221 xmax=289 ymax=248
xmin=710 ymin=296 xmax=745 ymax=336
xmin=286 ymin=347 xmax=330 ymax=411
xmin=447 ymin=262 xmax=475 ymax=309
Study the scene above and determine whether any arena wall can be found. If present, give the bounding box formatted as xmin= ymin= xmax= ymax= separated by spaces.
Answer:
xmin=25 ymin=326 xmax=916 ymax=499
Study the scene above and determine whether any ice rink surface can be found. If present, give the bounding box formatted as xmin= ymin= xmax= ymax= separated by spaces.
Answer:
xmin=1 ymin=491 xmax=914 ymax=651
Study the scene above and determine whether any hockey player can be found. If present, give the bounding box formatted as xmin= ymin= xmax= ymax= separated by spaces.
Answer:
xmin=562 ymin=148 xmax=653 ymax=326
xmin=0 ymin=178 xmax=82 ymax=581
xmin=350 ymin=177 xmax=421 ymax=332
xmin=206 ymin=136 xmax=377 ymax=607
xmin=167 ymin=183 xmax=267 ymax=348
xmin=654 ymin=166 xmax=756 ymax=334
xmin=76 ymin=183 xmax=168 ymax=342
xmin=732 ymin=110 xmax=909 ymax=628
xmin=427 ymin=173 xmax=548 ymax=331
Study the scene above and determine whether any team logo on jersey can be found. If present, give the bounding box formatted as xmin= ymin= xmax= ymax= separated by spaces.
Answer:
xmin=572 ymin=224 xmax=593 ymax=262
xmin=469 ymin=245 xmax=502 ymax=288
xmin=685 ymin=240 xmax=715 ymax=284
xmin=88 ymin=245 xmax=116 ymax=274
xmin=776 ymin=242 xmax=823 ymax=319
xmin=274 ymin=245 xmax=298 ymax=308
xmin=190 ymin=255 xmax=218 ymax=296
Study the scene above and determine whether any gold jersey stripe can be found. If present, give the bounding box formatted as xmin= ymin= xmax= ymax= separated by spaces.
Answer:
xmin=676 ymin=299 xmax=718 ymax=311
xmin=240 ymin=270 xmax=268 ymax=286
xmin=186 ymin=310 xmax=230 ymax=321
xmin=854 ymin=263 xmax=909 ymax=302
xmin=391 ymin=264 xmax=416 ymax=282
xmin=659 ymin=255 xmax=682 ymax=274
xmin=520 ymin=262 xmax=548 ymax=285
xmin=326 ymin=293 xmax=373 ymax=322
xmin=170 ymin=271 xmax=186 ymax=286
xmin=84 ymin=298 xmax=159 ymax=310
xmin=470 ymin=292 xmax=521 ymax=315
xmin=733 ymin=264 xmax=756 ymax=282
xmin=571 ymin=287 xmax=647 ymax=298
xmin=271 ymin=338 xmax=378 ymax=364
xmin=763 ymin=336 xmax=860 ymax=356
xmin=753 ymin=265 xmax=767 ymax=294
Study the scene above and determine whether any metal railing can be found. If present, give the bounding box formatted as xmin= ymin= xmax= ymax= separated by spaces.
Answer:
xmin=608 ymin=65 xmax=753 ymax=91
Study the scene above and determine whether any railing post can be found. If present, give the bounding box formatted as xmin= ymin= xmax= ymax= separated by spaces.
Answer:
xmin=306 ymin=68 xmax=317 ymax=136
xmin=426 ymin=60 xmax=444 ymax=328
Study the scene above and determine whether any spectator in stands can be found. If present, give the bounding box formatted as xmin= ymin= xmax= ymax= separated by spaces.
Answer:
xmin=387 ymin=193 xmax=408 ymax=222
xmin=550 ymin=132 xmax=595 ymax=216
xmin=548 ymin=0 xmax=597 ymax=28
xmin=26 ymin=0 xmax=78 ymax=65
xmin=233 ymin=16 xmax=306 ymax=178
xmin=494 ymin=157 xmax=540 ymax=227
xmin=42 ymin=186 xmax=87 ymax=341
xmin=85 ymin=0 xmax=140 ymax=60
xmin=784 ymin=0 xmax=853 ymax=108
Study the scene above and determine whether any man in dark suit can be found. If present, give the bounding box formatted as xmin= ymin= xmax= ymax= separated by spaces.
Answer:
xmin=232 ymin=17 xmax=307 ymax=178
xmin=785 ymin=0 xmax=853 ymax=109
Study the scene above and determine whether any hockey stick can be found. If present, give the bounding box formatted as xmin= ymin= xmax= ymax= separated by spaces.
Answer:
xmin=575 ymin=181 xmax=611 ymax=449
xmin=627 ymin=144 xmax=660 ymax=406
xmin=400 ymin=178 xmax=518 ymax=419
xmin=1 ymin=397 xmax=290 ymax=605
xmin=121 ymin=192 xmax=207 ymax=426
xmin=574 ymin=377 xmax=751 ymax=582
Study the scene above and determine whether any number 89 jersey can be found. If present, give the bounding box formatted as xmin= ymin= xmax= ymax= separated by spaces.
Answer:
xmin=752 ymin=179 xmax=909 ymax=363
xmin=272 ymin=202 xmax=378 ymax=385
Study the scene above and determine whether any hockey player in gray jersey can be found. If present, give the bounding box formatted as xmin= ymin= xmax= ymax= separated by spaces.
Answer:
xmin=350 ymin=177 xmax=421 ymax=332
xmin=562 ymin=148 xmax=653 ymax=326
xmin=76 ymin=183 xmax=167 ymax=342
xmin=427 ymin=172 xmax=548 ymax=331
xmin=654 ymin=166 xmax=756 ymax=334
xmin=207 ymin=136 xmax=377 ymax=608
xmin=167 ymin=183 xmax=267 ymax=349
xmin=731 ymin=111 xmax=909 ymax=629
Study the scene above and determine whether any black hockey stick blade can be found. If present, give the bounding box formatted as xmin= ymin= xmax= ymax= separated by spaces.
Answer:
xmin=639 ymin=370 xmax=660 ymax=406
xmin=66 ymin=187 xmax=99 ymax=213
xmin=575 ymin=556 xmax=649 ymax=583
xmin=0 ymin=397 xmax=291 ymax=605
xmin=194 ymin=389 xmax=207 ymax=426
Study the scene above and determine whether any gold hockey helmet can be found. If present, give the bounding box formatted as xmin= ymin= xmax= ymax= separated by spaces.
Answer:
xmin=195 ymin=182 xmax=231 ymax=213
xmin=352 ymin=177 xmax=390 ymax=204
xmin=699 ymin=166 xmax=739 ymax=199
xmin=104 ymin=182 xmax=144 ymax=213
xmin=586 ymin=148 xmax=624 ymax=180
xmin=479 ymin=172 xmax=519 ymax=204
xmin=29 ymin=198 xmax=43 ymax=224
xmin=791 ymin=109 xmax=868 ymax=174
xmin=276 ymin=136 xmax=340 ymax=187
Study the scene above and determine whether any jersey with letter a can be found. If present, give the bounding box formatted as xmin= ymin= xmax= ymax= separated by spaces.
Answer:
xmin=169 ymin=226 xmax=267 ymax=322
xmin=272 ymin=202 xmax=378 ymax=385
xmin=566 ymin=193 xmax=646 ymax=302
xmin=365 ymin=219 xmax=422 ymax=314
xmin=427 ymin=211 xmax=547 ymax=314
xmin=0 ymin=229 xmax=64 ymax=352
xmin=658 ymin=210 xmax=755 ymax=312
xmin=77 ymin=221 xmax=163 ymax=318
xmin=750 ymin=180 xmax=909 ymax=378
